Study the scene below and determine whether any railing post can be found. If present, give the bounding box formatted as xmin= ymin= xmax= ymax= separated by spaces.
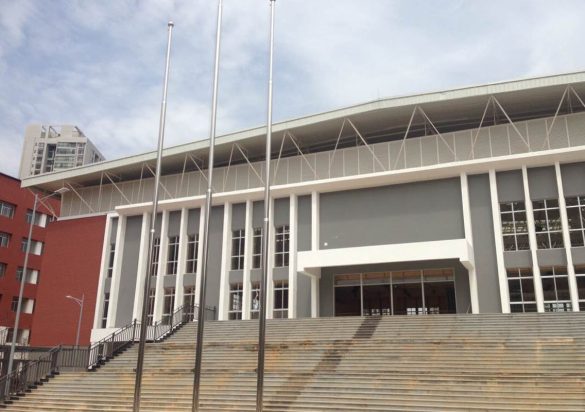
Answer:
xmin=133 ymin=319 xmax=138 ymax=342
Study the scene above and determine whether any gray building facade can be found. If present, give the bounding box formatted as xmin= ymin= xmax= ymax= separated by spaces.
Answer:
xmin=20 ymin=71 xmax=585 ymax=342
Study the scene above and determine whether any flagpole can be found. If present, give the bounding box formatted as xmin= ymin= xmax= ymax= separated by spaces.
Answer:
xmin=256 ymin=1 xmax=276 ymax=411
xmin=192 ymin=0 xmax=223 ymax=410
xmin=133 ymin=20 xmax=174 ymax=412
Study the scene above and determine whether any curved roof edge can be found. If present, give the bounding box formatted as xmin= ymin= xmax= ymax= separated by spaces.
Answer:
xmin=21 ymin=70 xmax=585 ymax=189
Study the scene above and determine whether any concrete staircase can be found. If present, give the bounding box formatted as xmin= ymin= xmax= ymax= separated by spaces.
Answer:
xmin=2 ymin=313 xmax=585 ymax=411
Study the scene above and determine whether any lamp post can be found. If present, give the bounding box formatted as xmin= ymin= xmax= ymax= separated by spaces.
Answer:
xmin=65 ymin=294 xmax=85 ymax=347
xmin=4 ymin=187 xmax=69 ymax=397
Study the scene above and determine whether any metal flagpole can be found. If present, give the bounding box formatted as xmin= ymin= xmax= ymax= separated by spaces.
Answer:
xmin=133 ymin=20 xmax=174 ymax=412
xmin=192 ymin=0 xmax=223 ymax=410
xmin=256 ymin=1 xmax=276 ymax=411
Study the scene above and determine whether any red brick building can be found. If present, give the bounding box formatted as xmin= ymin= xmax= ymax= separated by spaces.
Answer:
xmin=0 ymin=173 xmax=60 ymax=345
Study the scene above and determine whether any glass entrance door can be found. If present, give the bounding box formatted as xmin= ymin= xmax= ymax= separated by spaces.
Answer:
xmin=334 ymin=268 xmax=456 ymax=316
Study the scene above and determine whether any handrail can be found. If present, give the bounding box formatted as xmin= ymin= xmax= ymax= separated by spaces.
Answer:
xmin=87 ymin=319 xmax=137 ymax=370
xmin=0 ymin=344 xmax=61 ymax=403
xmin=0 ymin=303 xmax=216 ymax=404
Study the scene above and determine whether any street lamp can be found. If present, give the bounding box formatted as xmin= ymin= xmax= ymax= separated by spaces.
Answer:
xmin=65 ymin=294 xmax=84 ymax=347
xmin=4 ymin=187 xmax=69 ymax=397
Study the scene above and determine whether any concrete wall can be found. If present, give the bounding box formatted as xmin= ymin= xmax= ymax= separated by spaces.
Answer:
xmin=297 ymin=195 xmax=311 ymax=252
xmin=469 ymin=174 xmax=501 ymax=313
xmin=296 ymin=273 xmax=312 ymax=318
xmin=206 ymin=206 xmax=224 ymax=311
xmin=319 ymin=178 xmax=464 ymax=249
xmin=115 ymin=215 xmax=142 ymax=326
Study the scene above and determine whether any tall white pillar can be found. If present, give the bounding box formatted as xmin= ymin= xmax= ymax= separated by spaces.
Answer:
xmin=460 ymin=173 xmax=480 ymax=314
xmin=153 ymin=210 xmax=169 ymax=322
xmin=310 ymin=191 xmax=320 ymax=318
xmin=288 ymin=195 xmax=298 ymax=319
xmin=218 ymin=203 xmax=232 ymax=320
xmin=195 ymin=206 xmax=205 ymax=306
xmin=174 ymin=208 xmax=188 ymax=310
xmin=488 ymin=170 xmax=510 ymax=313
xmin=311 ymin=191 xmax=319 ymax=251
xmin=107 ymin=215 xmax=127 ymax=327
xmin=93 ymin=214 xmax=115 ymax=329
xmin=132 ymin=212 xmax=151 ymax=321
xmin=554 ymin=162 xmax=579 ymax=311
xmin=242 ymin=200 xmax=253 ymax=320
xmin=522 ymin=165 xmax=545 ymax=313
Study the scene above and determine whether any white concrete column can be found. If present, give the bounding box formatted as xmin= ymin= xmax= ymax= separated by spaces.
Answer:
xmin=174 ymin=208 xmax=188 ymax=310
xmin=311 ymin=275 xmax=319 ymax=318
xmin=107 ymin=215 xmax=127 ymax=327
xmin=460 ymin=173 xmax=480 ymax=314
xmin=555 ymin=162 xmax=579 ymax=311
xmin=93 ymin=214 xmax=115 ymax=329
xmin=218 ymin=203 xmax=232 ymax=320
xmin=132 ymin=212 xmax=151 ymax=321
xmin=195 ymin=206 xmax=205 ymax=306
xmin=288 ymin=195 xmax=298 ymax=319
xmin=242 ymin=200 xmax=253 ymax=320
xmin=522 ymin=165 xmax=545 ymax=313
xmin=153 ymin=210 xmax=169 ymax=322
xmin=488 ymin=170 xmax=510 ymax=313
xmin=311 ymin=191 xmax=319 ymax=251
xmin=267 ymin=197 xmax=275 ymax=319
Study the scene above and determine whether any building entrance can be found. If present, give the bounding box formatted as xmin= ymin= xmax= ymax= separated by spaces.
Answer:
xmin=334 ymin=269 xmax=456 ymax=316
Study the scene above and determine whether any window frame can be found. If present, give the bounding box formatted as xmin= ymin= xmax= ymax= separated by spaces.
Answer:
xmin=252 ymin=228 xmax=262 ymax=269
xmin=273 ymin=280 xmax=289 ymax=319
xmin=101 ymin=292 xmax=110 ymax=328
xmin=250 ymin=281 xmax=260 ymax=319
xmin=228 ymin=283 xmax=243 ymax=320
xmin=150 ymin=237 xmax=161 ymax=276
xmin=231 ymin=229 xmax=245 ymax=270
xmin=0 ymin=201 xmax=15 ymax=219
xmin=532 ymin=199 xmax=564 ymax=249
xmin=274 ymin=225 xmax=290 ymax=268
xmin=540 ymin=266 xmax=571 ymax=312
xmin=499 ymin=201 xmax=529 ymax=251
xmin=186 ymin=234 xmax=199 ymax=274
xmin=566 ymin=196 xmax=585 ymax=247
xmin=166 ymin=236 xmax=180 ymax=275
xmin=107 ymin=243 xmax=115 ymax=278
xmin=0 ymin=232 xmax=11 ymax=248
xmin=506 ymin=267 xmax=537 ymax=313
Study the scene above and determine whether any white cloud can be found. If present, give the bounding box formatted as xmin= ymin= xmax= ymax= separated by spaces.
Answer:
xmin=2 ymin=0 xmax=585 ymax=177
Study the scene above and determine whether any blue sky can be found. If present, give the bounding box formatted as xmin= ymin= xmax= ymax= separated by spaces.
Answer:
xmin=2 ymin=0 xmax=585 ymax=177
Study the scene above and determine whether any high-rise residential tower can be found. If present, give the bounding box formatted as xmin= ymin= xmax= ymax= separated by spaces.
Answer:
xmin=18 ymin=124 xmax=105 ymax=179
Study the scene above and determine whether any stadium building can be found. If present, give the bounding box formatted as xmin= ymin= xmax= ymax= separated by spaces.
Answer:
xmin=22 ymin=71 xmax=585 ymax=345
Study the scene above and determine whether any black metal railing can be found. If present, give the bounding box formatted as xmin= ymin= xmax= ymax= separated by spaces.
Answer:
xmin=87 ymin=319 xmax=137 ymax=370
xmin=0 ymin=345 xmax=60 ymax=403
xmin=0 ymin=303 xmax=216 ymax=404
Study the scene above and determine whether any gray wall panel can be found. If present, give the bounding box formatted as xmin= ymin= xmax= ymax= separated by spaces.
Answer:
xmin=183 ymin=274 xmax=196 ymax=287
xmin=497 ymin=170 xmax=524 ymax=202
xmin=561 ymin=162 xmax=585 ymax=197
xmin=187 ymin=209 xmax=200 ymax=234
xmin=273 ymin=267 xmax=289 ymax=282
xmin=163 ymin=275 xmax=176 ymax=288
xmin=274 ymin=198 xmax=290 ymax=226
xmin=527 ymin=167 xmax=558 ymax=200
xmin=115 ymin=215 xmax=142 ymax=326
xmin=468 ymin=174 xmax=501 ymax=313
xmin=253 ymin=201 xmax=264 ymax=228
xmin=320 ymin=178 xmax=464 ymax=249
xmin=231 ymin=203 xmax=246 ymax=230
xmin=168 ymin=211 xmax=181 ymax=237
xmin=319 ymin=272 xmax=334 ymax=317
xmin=296 ymin=273 xmax=312 ymax=318
xmin=537 ymin=249 xmax=567 ymax=267
xmin=504 ymin=251 xmax=533 ymax=269
xmin=298 ymin=195 xmax=312 ymax=252
xmin=206 ymin=206 xmax=224 ymax=312
xmin=110 ymin=218 xmax=118 ymax=244
xmin=229 ymin=271 xmax=244 ymax=283
xmin=571 ymin=247 xmax=585 ymax=265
